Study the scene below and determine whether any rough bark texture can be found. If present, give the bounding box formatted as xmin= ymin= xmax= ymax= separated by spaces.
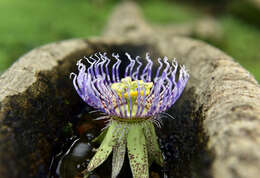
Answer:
xmin=0 ymin=1 xmax=259 ymax=178
xmin=103 ymin=3 xmax=260 ymax=178
xmin=0 ymin=40 xmax=93 ymax=177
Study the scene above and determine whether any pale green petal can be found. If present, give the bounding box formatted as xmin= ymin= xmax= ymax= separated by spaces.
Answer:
xmin=83 ymin=172 xmax=89 ymax=178
xmin=111 ymin=126 xmax=127 ymax=178
xmin=127 ymin=124 xmax=149 ymax=178
xmin=87 ymin=122 xmax=118 ymax=172
xmin=92 ymin=128 xmax=108 ymax=144
xmin=144 ymin=121 xmax=163 ymax=166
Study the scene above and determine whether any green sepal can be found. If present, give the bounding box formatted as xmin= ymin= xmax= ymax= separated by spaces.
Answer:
xmin=144 ymin=121 xmax=163 ymax=166
xmin=111 ymin=125 xmax=127 ymax=178
xmin=92 ymin=128 xmax=108 ymax=144
xmin=86 ymin=122 xmax=117 ymax=172
xmin=127 ymin=123 xmax=149 ymax=178
xmin=83 ymin=172 xmax=89 ymax=178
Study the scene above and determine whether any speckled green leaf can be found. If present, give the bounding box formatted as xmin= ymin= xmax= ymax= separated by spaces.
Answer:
xmin=127 ymin=124 xmax=149 ymax=178
xmin=144 ymin=121 xmax=163 ymax=166
xmin=83 ymin=172 xmax=89 ymax=178
xmin=92 ymin=128 xmax=108 ymax=144
xmin=87 ymin=122 xmax=118 ymax=172
xmin=111 ymin=125 xmax=127 ymax=178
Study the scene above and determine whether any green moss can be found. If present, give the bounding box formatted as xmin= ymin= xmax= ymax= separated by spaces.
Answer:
xmin=140 ymin=0 xmax=201 ymax=24
xmin=0 ymin=52 xmax=9 ymax=71
xmin=0 ymin=0 xmax=116 ymax=72
xmin=228 ymin=0 xmax=260 ymax=27
xmin=216 ymin=16 xmax=260 ymax=81
xmin=1 ymin=0 xmax=259 ymax=82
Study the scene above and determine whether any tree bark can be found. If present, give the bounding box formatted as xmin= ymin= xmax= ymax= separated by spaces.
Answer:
xmin=0 ymin=1 xmax=259 ymax=178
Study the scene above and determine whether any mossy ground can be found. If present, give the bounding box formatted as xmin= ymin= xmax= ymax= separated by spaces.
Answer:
xmin=0 ymin=0 xmax=116 ymax=71
xmin=0 ymin=0 xmax=259 ymax=82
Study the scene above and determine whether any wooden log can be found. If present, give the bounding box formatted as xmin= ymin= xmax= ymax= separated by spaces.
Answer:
xmin=0 ymin=40 xmax=92 ymax=177
xmin=0 ymin=1 xmax=259 ymax=178
xmin=104 ymin=2 xmax=260 ymax=178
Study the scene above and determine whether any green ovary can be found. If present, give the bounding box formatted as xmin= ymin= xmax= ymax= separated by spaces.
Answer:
xmin=83 ymin=120 xmax=163 ymax=178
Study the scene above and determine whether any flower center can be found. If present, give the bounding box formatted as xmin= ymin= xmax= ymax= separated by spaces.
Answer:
xmin=111 ymin=77 xmax=153 ymax=119
xmin=111 ymin=77 xmax=153 ymax=98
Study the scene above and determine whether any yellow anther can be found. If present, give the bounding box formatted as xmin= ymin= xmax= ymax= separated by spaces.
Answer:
xmin=123 ymin=91 xmax=145 ymax=98
xmin=111 ymin=77 xmax=153 ymax=99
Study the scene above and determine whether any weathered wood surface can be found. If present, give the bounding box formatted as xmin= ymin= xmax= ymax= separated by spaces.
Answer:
xmin=0 ymin=1 xmax=259 ymax=178
xmin=0 ymin=40 xmax=93 ymax=177
xmin=103 ymin=3 xmax=260 ymax=178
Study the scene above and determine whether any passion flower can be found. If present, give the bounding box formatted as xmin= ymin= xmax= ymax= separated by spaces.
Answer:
xmin=71 ymin=52 xmax=189 ymax=178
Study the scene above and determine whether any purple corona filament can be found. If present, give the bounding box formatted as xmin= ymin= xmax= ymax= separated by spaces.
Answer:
xmin=71 ymin=52 xmax=189 ymax=123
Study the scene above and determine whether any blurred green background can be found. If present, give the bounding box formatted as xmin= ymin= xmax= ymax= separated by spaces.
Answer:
xmin=0 ymin=0 xmax=259 ymax=82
